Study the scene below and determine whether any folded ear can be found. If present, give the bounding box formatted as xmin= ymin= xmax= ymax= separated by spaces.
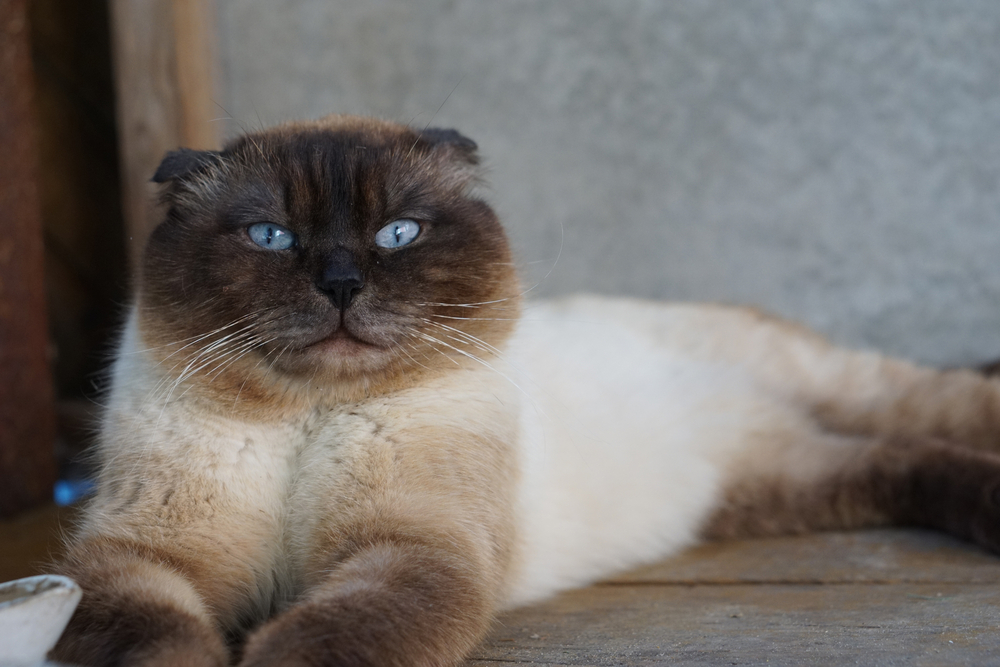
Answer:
xmin=416 ymin=127 xmax=482 ymax=193
xmin=418 ymin=127 xmax=479 ymax=164
xmin=152 ymin=148 xmax=222 ymax=183
xmin=420 ymin=127 xmax=477 ymax=151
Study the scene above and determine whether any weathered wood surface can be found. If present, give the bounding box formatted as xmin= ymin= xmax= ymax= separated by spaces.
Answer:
xmin=0 ymin=0 xmax=58 ymax=517
xmin=470 ymin=583 xmax=1000 ymax=666
xmin=468 ymin=530 xmax=1000 ymax=666
xmin=109 ymin=0 xmax=220 ymax=272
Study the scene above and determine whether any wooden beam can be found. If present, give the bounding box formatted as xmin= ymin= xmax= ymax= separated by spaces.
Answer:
xmin=109 ymin=0 xmax=220 ymax=275
xmin=0 ymin=0 xmax=58 ymax=517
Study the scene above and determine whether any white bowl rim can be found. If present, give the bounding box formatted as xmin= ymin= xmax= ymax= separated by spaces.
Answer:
xmin=0 ymin=574 xmax=80 ymax=611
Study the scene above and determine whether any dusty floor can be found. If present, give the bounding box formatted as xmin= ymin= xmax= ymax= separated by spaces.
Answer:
xmin=4 ymin=506 xmax=999 ymax=666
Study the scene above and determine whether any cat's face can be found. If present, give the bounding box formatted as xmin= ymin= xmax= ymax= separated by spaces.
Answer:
xmin=138 ymin=115 xmax=519 ymax=406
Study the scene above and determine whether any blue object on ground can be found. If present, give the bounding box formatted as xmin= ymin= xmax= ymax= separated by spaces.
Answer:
xmin=54 ymin=479 xmax=95 ymax=506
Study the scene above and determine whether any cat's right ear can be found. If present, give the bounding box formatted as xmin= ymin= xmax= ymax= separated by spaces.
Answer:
xmin=152 ymin=148 xmax=222 ymax=183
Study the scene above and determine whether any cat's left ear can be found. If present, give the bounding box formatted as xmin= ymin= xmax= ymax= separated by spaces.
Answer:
xmin=419 ymin=127 xmax=479 ymax=164
xmin=418 ymin=127 xmax=481 ymax=190
xmin=152 ymin=148 xmax=222 ymax=183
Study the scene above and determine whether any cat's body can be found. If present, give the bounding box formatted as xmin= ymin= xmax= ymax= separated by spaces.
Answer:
xmin=54 ymin=115 xmax=1000 ymax=666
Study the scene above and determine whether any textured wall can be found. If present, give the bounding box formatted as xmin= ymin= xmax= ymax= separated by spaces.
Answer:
xmin=215 ymin=1 xmax=1000 ymax=365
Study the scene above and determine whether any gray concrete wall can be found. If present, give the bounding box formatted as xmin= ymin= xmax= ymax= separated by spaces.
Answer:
xmin=215 ymin=1 xmax=1000 ymax=365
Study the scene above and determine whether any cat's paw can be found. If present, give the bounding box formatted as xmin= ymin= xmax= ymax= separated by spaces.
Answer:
xmin=238 ymin=592 xmax=471 ymax=667
xmin=238 ymin=600 xmax=381 ymax=667
xmin=912 ymin=446 xmax=1000 ymax=555
xmin=51 ymin=595 xmax=228 ymax=667
xmin=969 ymin=477 xmax=1000 ymax=554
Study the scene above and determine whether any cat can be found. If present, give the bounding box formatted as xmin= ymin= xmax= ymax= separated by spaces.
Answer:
xmin=52 ymin=114 xmax=1000 ymax=667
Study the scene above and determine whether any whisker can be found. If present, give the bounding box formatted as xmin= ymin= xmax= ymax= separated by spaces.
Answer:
xmin=426 ymin=313 xmax=521 ymax=321
xmin=422 ymin=319 xmax=504 ymax=359
xmin=124 ymin=309 xmax=269 ymax=358
xmin=411 ymin=331 xmax=533 ymax=401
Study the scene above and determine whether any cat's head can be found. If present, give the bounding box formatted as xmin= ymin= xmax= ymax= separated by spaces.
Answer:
xmin=137 ymin=115 xmax=519 ymax=408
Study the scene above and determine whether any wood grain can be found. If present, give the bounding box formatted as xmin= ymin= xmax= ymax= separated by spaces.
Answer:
xmin=109 ymin=0 xmax=220 ymax=273
xmin=469 ymin=531 xmax=1000 ymax=666
xmin=0 ymin=0 xmax=57 ymax=517
xmin=470 ymin=583 xmax=1000 ymax=666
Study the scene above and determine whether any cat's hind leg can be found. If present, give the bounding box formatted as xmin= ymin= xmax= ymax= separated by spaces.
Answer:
xmin=704 ymin=428 xmax=1000 ymax=554
xmin=615 ymin=299 xmax=1000 ymax=451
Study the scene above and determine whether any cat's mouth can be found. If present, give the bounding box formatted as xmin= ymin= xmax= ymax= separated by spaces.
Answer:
xmin=303 ymin=326 xmax=383 ymax=354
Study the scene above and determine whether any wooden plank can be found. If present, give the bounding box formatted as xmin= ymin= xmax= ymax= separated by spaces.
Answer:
xmin=109 ymin=0 xmax=219 ymax=273
xmin=470 ymin=583 xmax=1000 ymax=666
xmin=30 ymin=0 xmax=128 ymax=403
xmin=606 ymin=530 xmax=1000 ymax=585
xmin=172 ymin=0 xmax=219 ymax=151
xmin=0 ymin=0 xmax=58 ymax=517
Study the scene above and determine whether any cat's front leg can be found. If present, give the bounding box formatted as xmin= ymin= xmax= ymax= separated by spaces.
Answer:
xmin=239 ymin=532 xmax=496 ymax=667
xmin=239 ymin=397 xmax=517 ymax=667
xmin=51 ymin=537 xmax=229 ymax=667
xmin=50 ymin=406 xmax=296 ymax=665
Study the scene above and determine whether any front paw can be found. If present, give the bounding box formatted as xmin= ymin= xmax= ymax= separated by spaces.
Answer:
xmin=240 ymin=541 xmax=494 ymax=667
xmin=52 ymin=598 xmax=228 ymax=667
xmin=239 ymin=591 xmax=475 ymax=667
xmin=239 ymin=600 xmax=376 ymax=667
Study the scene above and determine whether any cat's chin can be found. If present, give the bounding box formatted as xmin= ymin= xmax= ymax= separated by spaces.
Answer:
xmin=307 ymin=332 xmax=381 ymax=356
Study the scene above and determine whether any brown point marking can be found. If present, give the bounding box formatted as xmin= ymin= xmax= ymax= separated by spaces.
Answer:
xmin=137 ymin=114 xmax=519 ymax=416
xmin=52 ymin=537 xmax=227 ymax=666
xmin=241 ymin=540 xmax=494 ymax=667
xmin=703 ymin=437 xmax=1000 ymax=555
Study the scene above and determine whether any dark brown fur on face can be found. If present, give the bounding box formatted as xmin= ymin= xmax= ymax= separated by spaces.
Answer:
xmin=141 ymin=116 xmax=519 ymax=413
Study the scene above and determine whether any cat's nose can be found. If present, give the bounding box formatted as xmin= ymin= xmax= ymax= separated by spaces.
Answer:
xmin=317 ymin=249 xmax=364 ymax=311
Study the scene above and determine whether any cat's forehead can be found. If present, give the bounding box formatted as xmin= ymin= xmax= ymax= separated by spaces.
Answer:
xmin=212 ymin=117 xmax=480 ymax=211
xmin=229 ymin=124 xmax=413 ymax=175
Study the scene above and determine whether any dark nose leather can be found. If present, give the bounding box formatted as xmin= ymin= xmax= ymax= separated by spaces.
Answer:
xmin=317 ymin=248 xmax=364 ymax=310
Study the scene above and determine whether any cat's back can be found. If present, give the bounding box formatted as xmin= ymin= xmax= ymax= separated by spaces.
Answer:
xmin=504 ymin=295 xmax=814 ymax=605
xmin=509 ymin=293 xmax=781 ymax=414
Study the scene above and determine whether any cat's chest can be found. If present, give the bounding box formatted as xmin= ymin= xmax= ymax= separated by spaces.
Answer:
xmin=293 ymin=405 xmax=399 ymax=491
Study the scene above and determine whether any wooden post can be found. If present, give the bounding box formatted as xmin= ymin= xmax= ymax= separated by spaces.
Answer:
xmin=109 ymin=0 xmax=220 ymax=274
xmin=0 ymin=0 xmax=58 ymax=517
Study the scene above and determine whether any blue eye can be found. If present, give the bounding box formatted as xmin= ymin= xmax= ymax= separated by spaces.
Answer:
xmin=375 ymin=219 xmax=421 ymax=249
xmin=247 ymin=223 xmax=296 ymax=250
